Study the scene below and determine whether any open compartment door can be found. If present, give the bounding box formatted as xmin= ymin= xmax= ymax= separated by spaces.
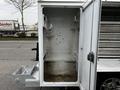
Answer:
xmin=79 ymin=0 xmax=101 ymax=90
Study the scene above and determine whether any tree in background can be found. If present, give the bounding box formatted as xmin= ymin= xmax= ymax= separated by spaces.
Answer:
xmin=5 ymin=0 xmax=36 ymax=32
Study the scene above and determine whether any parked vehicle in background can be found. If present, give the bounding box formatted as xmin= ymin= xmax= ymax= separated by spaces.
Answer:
xmin=0 ymin=20 xmax=19 ymax=36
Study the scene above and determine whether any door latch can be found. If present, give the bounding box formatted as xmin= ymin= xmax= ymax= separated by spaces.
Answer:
xmin=87 ymin=52 xmax=94 ymax=63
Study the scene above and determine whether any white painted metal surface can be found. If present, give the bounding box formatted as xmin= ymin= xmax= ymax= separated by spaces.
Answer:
xmin=79 ymin=0 xmax=101 ymax=90
xmin=38 ymin=0 xmax=93 ymax=8
xmin=38 ymin=0 xmax=97 ymax=88
xmin=40 ymin=8 xmax=80 ymax=87
xmin=97 ymin=59 xmax=120 ymax=72
xmin=38 ymin=5 xmax=44 ymax=87
xmin=79 ymin=3 xmax=93 ymax=90
xmin=89 ymin=0 xmax=101 ymax=90
xmin=102 ymin=0 xmax=120 ymax=1
xmin=11 ymin=1 xmax=120 ymax=90
xmin=13 ymin=63 xmax=39 ymax=87
xmin=13 ymin=0 xmax=101 ymax=89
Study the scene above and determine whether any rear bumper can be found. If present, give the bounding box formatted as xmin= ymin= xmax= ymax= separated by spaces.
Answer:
xmin=13 ymin=63 xmax=39 ymax=87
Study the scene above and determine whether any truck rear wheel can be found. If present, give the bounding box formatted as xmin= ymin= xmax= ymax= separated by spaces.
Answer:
xmin=100 ymin=78 xmax=120 ymax=90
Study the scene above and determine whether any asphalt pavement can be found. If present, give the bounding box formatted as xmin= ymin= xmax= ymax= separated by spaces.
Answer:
xmin=0 ymin=41 xmax=79 ymax=90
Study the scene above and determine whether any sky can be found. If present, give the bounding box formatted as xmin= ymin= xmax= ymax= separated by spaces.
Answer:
xmin=0 ymin=0 xmax=37 ymax=25
xmin=0 ymin=0 xmax=120 ymax=25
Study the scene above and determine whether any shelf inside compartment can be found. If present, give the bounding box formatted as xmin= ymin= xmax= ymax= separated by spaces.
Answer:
xmin=44 ymin=53 xmax=77 ymax=82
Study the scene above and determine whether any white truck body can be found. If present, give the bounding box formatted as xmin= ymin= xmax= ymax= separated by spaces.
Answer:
xmin=0 ymin=20 xmax=19 ymax=31
xmin=12 ymin=1 xmax=120 ymax=89
xmin=13 ymin=0 xmax=101 ymax=90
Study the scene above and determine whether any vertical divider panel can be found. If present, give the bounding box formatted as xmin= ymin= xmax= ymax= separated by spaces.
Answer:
xmin=38 ymin=5 xmax=44 ymax=86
